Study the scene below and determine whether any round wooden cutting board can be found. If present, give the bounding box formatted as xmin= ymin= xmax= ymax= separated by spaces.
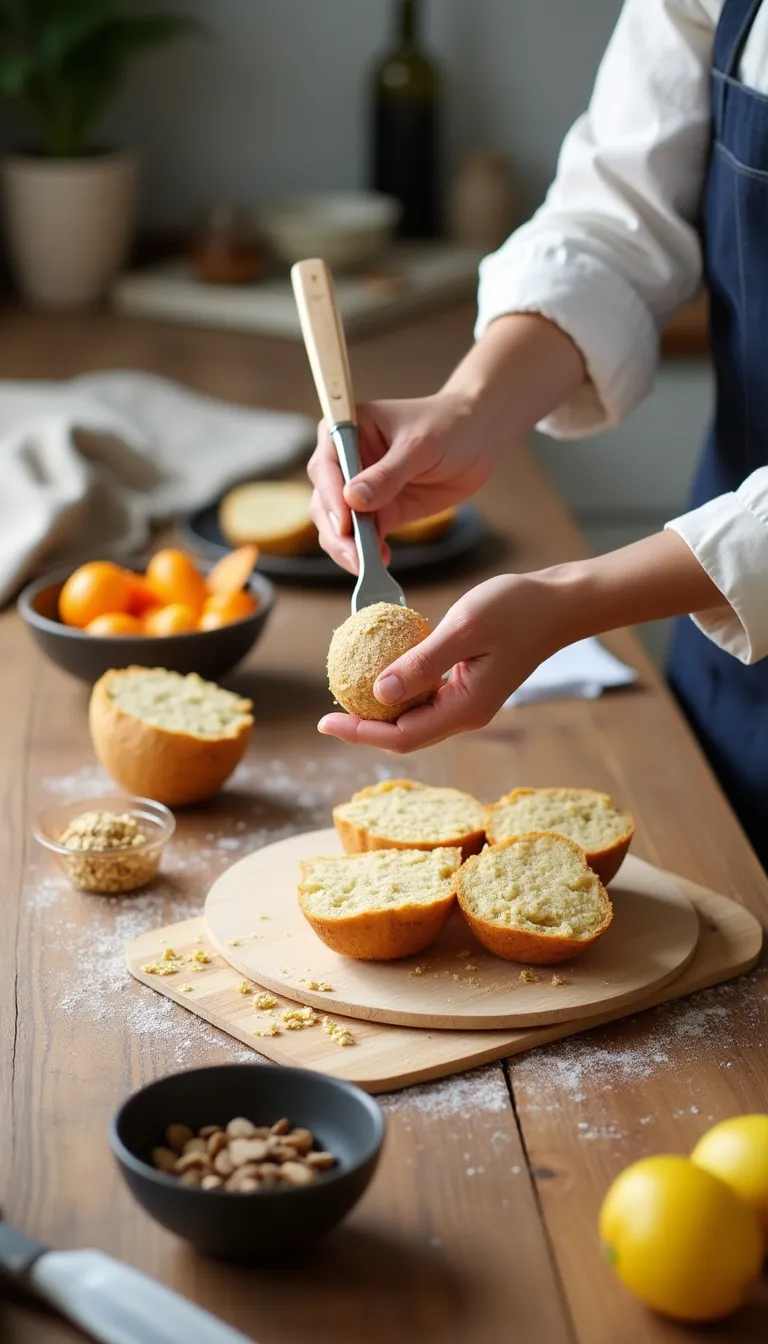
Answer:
xmin=204 ymin=829 xmax=700 ymax=1030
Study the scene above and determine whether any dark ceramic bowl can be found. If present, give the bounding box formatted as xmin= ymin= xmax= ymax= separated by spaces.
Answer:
xmin=110 ymin=1065 xmax=385 ymax=1262
xmin=17 ymin=565 xmax=275 ymax=685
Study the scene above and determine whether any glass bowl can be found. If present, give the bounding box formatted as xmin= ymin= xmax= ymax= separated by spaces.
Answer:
xmin=33 ymin=793 xmax=175 ymax=894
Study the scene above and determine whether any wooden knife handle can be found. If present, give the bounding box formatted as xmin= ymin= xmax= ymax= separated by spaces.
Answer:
xmin=291 ymin=258 xmax=357 ymax=427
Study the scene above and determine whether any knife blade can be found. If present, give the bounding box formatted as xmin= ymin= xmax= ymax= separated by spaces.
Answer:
xmin=0 ymin=1222 xmax=256 ymax=1344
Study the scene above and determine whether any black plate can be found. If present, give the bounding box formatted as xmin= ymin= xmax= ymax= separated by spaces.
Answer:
xmin=178 ymin=500 xmax=486 ymax=585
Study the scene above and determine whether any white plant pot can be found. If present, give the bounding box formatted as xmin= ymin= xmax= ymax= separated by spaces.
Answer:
xmin=1 ymin=150 xmax=138 ymax=308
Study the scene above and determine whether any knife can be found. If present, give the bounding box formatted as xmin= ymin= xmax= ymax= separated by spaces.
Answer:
xmin=0 ymin=1221 xmax=256 ymax=1344
xmin=291 ymin=257 xmax=408 ymax=613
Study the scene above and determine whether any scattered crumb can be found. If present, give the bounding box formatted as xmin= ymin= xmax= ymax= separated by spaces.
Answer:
xmin=322 ymin=1016 xmax=355 ymax=1047
xmin=253 ymin=992 xmax=277 ymax=1011
xmin=306 ymin=979 xmax=334 ymax=992
xmin=236 ymin=981 xmax=251 ymax=995
xmin=259 ymin=914 xmax=270 ymax=921
xmin=228 ymin=938 xmax=239 ymax=947
xmin=551 ymin=975 xmax=568 ymax=987
xmin=281 ymin=1006 xmax=319 ymax=1031
xmin=180 ymin=983 xmax=193 ymax=993
xmin=409 ymin=965 xmax=426 ymax=978
xmin=253 ymin=1022 xmax=280 ymax=1038
xmin=142 ymin=959 xmax=180 ymax=977
xmin=519 ymin=969 xmax=542 ymax=984
xmin=161 ymin=947 xmax=177 ymax=962
xmin=188 ymin=949 xmax=211 ymax=966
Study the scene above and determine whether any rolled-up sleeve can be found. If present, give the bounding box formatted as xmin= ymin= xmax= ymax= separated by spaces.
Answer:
xmin=666 ymin=467 xmax=768 ymax=664
xmin=476 ymin=0 xmax=714 ymax=437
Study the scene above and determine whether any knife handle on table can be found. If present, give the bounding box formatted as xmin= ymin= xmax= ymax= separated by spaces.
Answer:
xmin=290 ymin=259 xmax=356 ymax=429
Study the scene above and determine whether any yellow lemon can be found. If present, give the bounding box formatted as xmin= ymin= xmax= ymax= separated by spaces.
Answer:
xmin=599 ymin=1154 xmax=763 ymax=1322
xmin=692 ymin=1114 xmax=768 ymax=1242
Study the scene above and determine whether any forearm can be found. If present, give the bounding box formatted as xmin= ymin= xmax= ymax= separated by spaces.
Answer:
xmin=537 ymin=530 xmax=728 ymax=649
xmin=441 ymin=313 xmax=587 ymax=447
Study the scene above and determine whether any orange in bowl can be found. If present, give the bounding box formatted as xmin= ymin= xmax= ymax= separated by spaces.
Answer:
xmin=205 ymin=545 xmax=259 ymax=596
xmin=85 ymin=613 xmax=144 ymax=637
xmin=144 ymin=604 xmax=200 ymax=637
xmin=199 ymin=590 xmax=258 ymax=631
xmin=59 ymin=561 xmax=132 ymax=628
xmin=145 ymin=549 xmax=207 ymax=615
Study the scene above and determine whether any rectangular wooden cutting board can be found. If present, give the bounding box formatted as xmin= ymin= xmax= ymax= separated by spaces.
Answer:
xmin=126 ymin=863 xmax=762 ymax=1093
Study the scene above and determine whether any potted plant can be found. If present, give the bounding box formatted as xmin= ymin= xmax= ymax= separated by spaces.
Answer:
xmin=0 ymin=1 xmax=194 ymax=308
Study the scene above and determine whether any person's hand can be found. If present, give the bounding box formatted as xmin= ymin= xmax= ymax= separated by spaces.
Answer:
xmin=318 ymin=572 xmax=564 ymax=752
xmin=307 ymin=392 xmax=495 ymax=574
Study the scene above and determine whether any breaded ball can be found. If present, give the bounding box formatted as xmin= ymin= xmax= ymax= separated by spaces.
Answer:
xmin=327 ymin=602 xmax=440 ymax=723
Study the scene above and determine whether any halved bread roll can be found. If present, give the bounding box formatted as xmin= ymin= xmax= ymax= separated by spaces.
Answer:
xmin=485 ymin=787 xmax=635 ymax=884
xmin=333 ymin=779 xmax=485 ymax=859
xmin=89 ymin=666 xmax=253 ymax=806
xmin=454 ymin=833 xmax=613 ymax=964
xmin=298 ymin=846 xmax=461 ymax=961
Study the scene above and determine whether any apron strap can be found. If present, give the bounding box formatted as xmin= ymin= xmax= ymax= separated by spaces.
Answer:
xmin=713 ymin=0 xmax=764 ymax=77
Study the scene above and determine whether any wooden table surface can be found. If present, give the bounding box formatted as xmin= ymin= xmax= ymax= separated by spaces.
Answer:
xmin=1 ymin=303 xmax=766 ymax=1344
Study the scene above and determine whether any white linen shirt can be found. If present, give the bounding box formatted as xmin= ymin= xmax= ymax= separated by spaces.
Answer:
xmin=476 ymin=0 xmax=768 ymax=664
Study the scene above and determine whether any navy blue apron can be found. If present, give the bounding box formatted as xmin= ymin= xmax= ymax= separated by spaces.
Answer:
xmin=667 ymin=0 xmax=768 ymax=867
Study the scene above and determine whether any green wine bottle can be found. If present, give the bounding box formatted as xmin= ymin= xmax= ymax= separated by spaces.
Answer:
xmin=371 ymin=0 xmax=440 ymax=238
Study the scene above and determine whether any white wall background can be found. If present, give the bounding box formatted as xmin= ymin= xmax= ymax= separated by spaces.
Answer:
xmin=0 ymin=0 xmax=713 ymax=662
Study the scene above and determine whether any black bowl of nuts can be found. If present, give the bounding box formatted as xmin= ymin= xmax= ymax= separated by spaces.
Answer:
xmin=110 ymin=1064 xmax=386 ymax=1261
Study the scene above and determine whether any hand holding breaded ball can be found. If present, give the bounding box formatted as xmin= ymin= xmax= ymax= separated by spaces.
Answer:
xmin=326 ymin=603 xmax=441 ymax=723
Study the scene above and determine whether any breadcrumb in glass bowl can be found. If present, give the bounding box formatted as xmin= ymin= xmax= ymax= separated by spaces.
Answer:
xmin=33 ymin=793 xmax=175 ymax=894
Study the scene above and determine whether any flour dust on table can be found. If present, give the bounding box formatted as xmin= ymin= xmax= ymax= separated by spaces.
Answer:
xmin=511 ymin=966 xmax=768 ymax=1145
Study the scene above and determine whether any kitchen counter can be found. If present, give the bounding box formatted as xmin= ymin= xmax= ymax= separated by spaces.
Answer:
xmin=0 ymin=302 xmax=765 ymax=1344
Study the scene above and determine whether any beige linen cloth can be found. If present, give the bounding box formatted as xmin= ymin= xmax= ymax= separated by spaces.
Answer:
xmin=0 ymin=370 xmax=314 ymax=605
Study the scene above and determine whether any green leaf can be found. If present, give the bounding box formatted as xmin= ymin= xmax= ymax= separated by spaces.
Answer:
xmin=39 ymin=0 xmax=121 ymax=69
xmin=0 ymin=48 xmax=34 ymax=98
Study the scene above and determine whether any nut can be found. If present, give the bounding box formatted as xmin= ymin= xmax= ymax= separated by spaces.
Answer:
xmin=151 ymin=1146 xmax=178 ymax=1173
xmin=213 ymin=1149 xmax=235 ymax=1178
xmin=201 ymin=1174 xmax=224 ymax=1191
xmin=287 ymin=1128 xmax=313 ymax=1155
xmin=180 ymin=1169 xmax=203 ymax=1187
xmin=182 ymin=1137 xmax=208 ymax=1156
xmin=208 ymin=1131 xmax=229 ymax=1159
xmin=229 ymin=1138 xmax=269 ymax=1168
xmin=306 ymin=1151 xmax=337 ymax=1171
xmin=270 ymin=1117 xmax=291 ymax=1136
xmin=166 ymin=1124 xmax=193 ymax=1153
xmin=175 ymin=1151 xmax=211 ymax=1175
xmin=226 ymin=1117 xmax=256 ymax=1139
xmin=280 ymin=1162 xmax=316 ymax=1187
xmin=199 ymin=1125 xmax=222 ymax=1139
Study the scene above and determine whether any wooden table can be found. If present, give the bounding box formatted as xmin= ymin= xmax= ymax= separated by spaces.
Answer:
xmin=1 ymin=304 xmax=766 ymax=1344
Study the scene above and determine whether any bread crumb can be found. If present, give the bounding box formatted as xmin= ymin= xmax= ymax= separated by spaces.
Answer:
xmin=188 ymin=949 xmax=211 ymax=966
xmin=306 ymin=979 xmax=333 ymax=992
xmin=259 ymin=914 xmax=270 ymax=920
xmin=162 ymin=947 xmax=177 ymax=961
xmin=519 ymin=969 xmax=542 ymax=985
xmin=322 ymin=1016 xmax=355 ymax=1047
xmin=253 ymin=992 xmax=277 ymax=1011
xmin=281 ymin=1006 xmax=318 ymax=1031
xmin=228 ymin=938 xmax=239 ymax=947
xmin=409 ymin=965 xmax=426 ymax=977
xmin=180 ymin=983 xmax=193 ymax=993
xmin=551 ymin=974 xmax=568 ymax=987
xmin=252 ymin=1022 xmax=280 ymax=1038
xmin=142 ymin=959 xmax=180 ymax=977
xmin=236 ymin=981 xmax=251 ymax=995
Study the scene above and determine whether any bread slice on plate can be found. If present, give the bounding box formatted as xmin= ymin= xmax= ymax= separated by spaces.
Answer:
xmin=387 ymin=507 xmax=458 ymax=545
xmin=333 ymin=779 xmax=486 ymax=860
xmin=89 ymin=666 xmax=253 ymax=807
xmin=454 ymin=833 xmax=613 ymax=964
xmin=218 ymin=480 xmax=318 ymax=556
xmin=298 ymin=847 xmax=462 ymax=961
xmin=485 ymin=787 xmax=634 ymax=884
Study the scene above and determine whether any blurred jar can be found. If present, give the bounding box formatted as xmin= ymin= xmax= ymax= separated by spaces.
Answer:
xmin=189 ymin=206 xmax=262 ymax=284
xmin=448 ymin=150 xmax=515 ymax=252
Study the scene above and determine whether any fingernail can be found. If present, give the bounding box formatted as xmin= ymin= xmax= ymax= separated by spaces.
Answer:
xmin=348 ymin=482 xmax=373 ymax=506
xmin=317 ymin=717 xmax=331 ymax=734
xmin=329 ymin=509 xmax=341 ymax=535
xmin=374 ymin=673 xmax=405 ymax=705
